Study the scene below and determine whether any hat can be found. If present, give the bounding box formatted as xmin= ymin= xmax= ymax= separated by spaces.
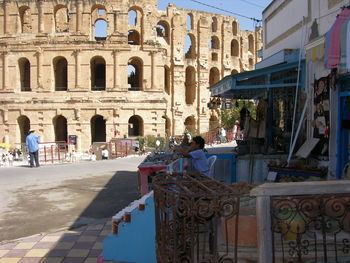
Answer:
xmin=29 ymin=129 xmax=35 ymax=132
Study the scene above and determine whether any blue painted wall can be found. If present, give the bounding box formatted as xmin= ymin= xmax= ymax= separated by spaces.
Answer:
xmin=103 ymin=194 xmax=156 ymax=263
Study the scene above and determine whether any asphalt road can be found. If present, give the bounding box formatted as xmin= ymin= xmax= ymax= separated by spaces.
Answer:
xmin=0 ymin=156 xmax=145 ymax=242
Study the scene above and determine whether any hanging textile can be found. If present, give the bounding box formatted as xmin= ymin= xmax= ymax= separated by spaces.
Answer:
xmin=327 ymin=8 xmax=350 ymax=68
xmin=347 ymin=20 xmax=350 ymax=71
xmin=339 ymin=16 xmax=350 ymax=70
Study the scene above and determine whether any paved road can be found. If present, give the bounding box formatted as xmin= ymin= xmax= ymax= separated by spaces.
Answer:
xmin=0 ymin=156 xmax=144 ymax=242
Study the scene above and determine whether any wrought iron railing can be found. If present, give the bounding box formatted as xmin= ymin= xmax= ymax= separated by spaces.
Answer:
xmin=270 ymin=193 xmax=350 ymax=263
xmin=153 ymin=172 xmax=241 ymax=263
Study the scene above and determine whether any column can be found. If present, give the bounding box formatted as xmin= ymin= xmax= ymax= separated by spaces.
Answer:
xmin=38 ymin=0 xmax=44 ymax=33
xmin=2 ymin=52 xmax=8 ymax=90
xmin=112 ymin=50 xmax=120 ymax=90
xmin=3 ymin=1 xmax=9 ymax=34
xmin=74 ymin=49 xmax=81 ymax=89
xmin=151 ymin=51 xmax=157 ymax=90
xmin=35 ymin=50 xmax=43 ymax=90
xmin=114 ymin=11 xmax=118 ymax=33
xmin=76 ymin=0 xmax=82 ymax=33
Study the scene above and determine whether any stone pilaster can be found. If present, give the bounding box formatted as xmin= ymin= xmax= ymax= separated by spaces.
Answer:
xmin=2 ymin=52 xmax=8 ymax=90
xmin=38 ymin=0 xmax=44 ymax=33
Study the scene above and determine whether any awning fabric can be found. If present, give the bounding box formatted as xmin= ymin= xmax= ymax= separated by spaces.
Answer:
xmin=210 ymin=60 xmax=305 ymax=99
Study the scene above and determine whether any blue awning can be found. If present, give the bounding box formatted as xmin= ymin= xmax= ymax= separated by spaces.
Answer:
xmin=210 ymin=60 xmax=305 ymax=99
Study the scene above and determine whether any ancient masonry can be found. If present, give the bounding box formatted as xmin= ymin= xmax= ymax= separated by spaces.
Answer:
xmin=0 ymin=0 xmax=261 ymax=152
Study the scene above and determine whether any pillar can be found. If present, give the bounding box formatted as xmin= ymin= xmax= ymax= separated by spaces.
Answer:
xmin=3 ymin=1 xmax=9 ymax=34
xmin=2 ymin=52 xmax=8 ymax=90
xmin=112 ymin=50 xmax=120 ymax=90
xmin=151 ymin=51 xmax=157 ymax=90
xmin=36 ymin=50 xmax=43 ymax=90
xmin=74 ymin=49 xmax=82 ymax=90
xmin=38 ymin=0 xmax=44 ymax=33
xmin=76 ymin=0 xmax=82 ymax=32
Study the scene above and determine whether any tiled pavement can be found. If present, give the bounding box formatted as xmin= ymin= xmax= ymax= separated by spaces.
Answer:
xmin=0 ymin=219 xmax=113 ymax=263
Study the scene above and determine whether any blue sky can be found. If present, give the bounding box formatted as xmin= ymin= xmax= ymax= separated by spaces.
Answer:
xmin=157 ymin=0 xmax=271 ymax=31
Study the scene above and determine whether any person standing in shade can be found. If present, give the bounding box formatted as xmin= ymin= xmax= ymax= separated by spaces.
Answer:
xmin=26 ymin=129 xmax=40 ymax=167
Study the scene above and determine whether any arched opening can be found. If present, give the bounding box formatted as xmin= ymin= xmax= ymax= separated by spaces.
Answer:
xmin=17 ymin=115 xmax=30 ymax=143
xmin=53 ymin=57 xmax=68 ymax=91
xmin=19 ymin=6 xmax=31 ymax=33
xmin=185 ymin=66 xmax=196 ymax=105
xmin=128 ymin=10 xmax=137 ymax=26
xmin=156 ymin=21 xmax=170 ymax=44
xmin=128 ymin=30 xmax=140 ymax=45
xmin=210 ymin=36 xmax=220 ymax=49
xmin=91 ymin=56 xmax=106 ymax=90
xmin=128 ymin=115 xmax=143 ymax=137
xmin=91 ymin=115 xmax=106 ymax=143
xmin=232 ymin=21 xmax=238 ymax=36
xmin=164 ymin=66 xmax=170 ymax=95
xmin=184 ymin=116 xmax=196 ymax=134
xmin=94 ymin=19 xmax=107 ymax=40
xmin=186 ymin=14 xmax=193 ymax=30
xmin=185 ymin=34 xmax=196 ymax=59
xmin=231 ymin=69 xmax=239 ymax=75
xmin=209 ymin=115 xmax=219 ymax=131
xmin=231 ymin=39 xmax=239 ymax=56
xmin=212 ymin=17 xmax=218 ymax=32
xmin=163 ymin=116 xmax=171 ymax=136
xmin=54 ymin=5 xmax=69 ymax=32
xmin=18 ymin=58 xmax=31 ymax=92
xmin=53 ymin=115 xmax=67 ymax=142
xmin=248 ymin=34 xmax=254 ymax=53
xmin=128 ymin=57 xmax=143 ymax=90
xmin=209 ymin=67 xmax=220 ymax=87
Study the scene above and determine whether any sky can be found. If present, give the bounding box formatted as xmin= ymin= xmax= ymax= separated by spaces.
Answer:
xmin=157 ymin=0 xmax=272 ymax=31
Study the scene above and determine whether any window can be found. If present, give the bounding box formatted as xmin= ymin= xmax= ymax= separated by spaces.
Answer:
xmin=55 ymin=5 xmax=69 ymax=32
xmin=91 ymin=115 xmax=106 ymax=143
xmin=128 ymin=57 xmax=143 ymax=90
xmin=128 ymin=10 xmax=137 ymax=26
xmin=94 ymin=19 xmax=107 ymax=40
xmin=91 ymin=56 xmax=106 ymax=90
xmin=128 ymin=115 xmax=143 ymax=136
xmin=186 ymin=14 xmax=193 ymax=30
xmin=185 ymin=66 xmax=196 ymax=105
xmin=232 ymin=21 xmax=238 ymax=36
xmin=212 ymin=17 xmax=218 ymax=32
xmin=185 ymin=34 xmax=196 ymax=59
xmin=53 ymin=57 xmax=68 ymax=91
xmin=248 ymin=34 xmax=254 ymax=53
xmin=209 ymin=67 xmax=220 ymax=86
xmin=156 ymin=21 xmax=170 ymax=44
xmin=231 ymin=39 xmax=239 ymax=56
xmin=128 ymin=30 xmax=140 ymax=45
xmin=210 ymin=36 xmax=220 ymax=49
xmin=18 ymin=58 xmax=31 ymax=91
xmin=19 ymin=6 xmax=32 ymax=33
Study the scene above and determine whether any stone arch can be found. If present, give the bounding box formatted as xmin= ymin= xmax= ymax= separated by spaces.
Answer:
xmin=128 ymin=30 xmax=140 ymax=45
xmin=164 ymin=65 xmax=170 ymax=95
xmin=91 ymin=115 xmax=106 ymax=143
xmin=128 ymin=57 xmax=143 ymax=90
xmin=53 ymin=56 xmax=68 ymax=91
xmin=54 ymin=5 xmax=69 ymax=33
xmin=209 ymin=67 xmax=220 ymax=86
xmin=17 ymin=115 xmax=30 ymax=143
xmin=248 ymin=34 xmax=254 ymax=53
xmin=231 ymin=69 xmax=239 ymax=75
xmin=184 ymin=116 xmax=196 ymax=133
xmin=231 ymin=39 xmax=239 ymax=56
xmin=94 ymin=19 xmax=107 ymax=40
xmin=210 ymin=36 xmax=220 ymax=49
xmin=185 ymin=66 xmax=196 ymax=105
xmin=209 ymin=115 xmax=219 ymax=131
xmin=53 ymin=115 xmax=67 ymax=142
xmin=249 ymin=58 xmax=254 ymax=68
xmin=212 ymin=17 xmax=218 ymax=32
xmin=128 ymin=10 xmax=137 ymax=26
xmin=90 ymin=56 xmax=106 ymax=90
xmin=128 ymin=115 xmax=143 ymax=137
xmin=232 ymin=21 xmax=238 ymax=36
xmin=19 ymin=6 xmax=31 ymax=33
xmin=156 ymin=20 xmax=170 ymax=44
xmin=185 ymin=34 xmax=196 ymax=59
xmin=186 ymin=13 xmax=194 ymax=30
xmin=18 ymin=58 xmax=31 ymax=92
xmin=128 ymin=6 xmax=143 ymax=27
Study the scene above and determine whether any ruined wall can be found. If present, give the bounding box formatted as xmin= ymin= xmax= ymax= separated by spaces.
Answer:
xmin=0 ymin=0 xmax=261 ymax=151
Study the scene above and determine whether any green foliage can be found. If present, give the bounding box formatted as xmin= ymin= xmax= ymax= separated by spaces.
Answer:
xmin=221 ymin=100 xmax=257 ymax=129
xmin=143 ymin=135 xmax=165 ymax=148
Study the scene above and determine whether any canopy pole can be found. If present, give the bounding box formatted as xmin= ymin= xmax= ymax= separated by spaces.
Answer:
xmin=289 ymin=16 xmax=305 ymax=153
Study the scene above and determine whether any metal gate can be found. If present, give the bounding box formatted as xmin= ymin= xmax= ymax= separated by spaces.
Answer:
xmin=153 ymin=172 xmax=241 ymax=263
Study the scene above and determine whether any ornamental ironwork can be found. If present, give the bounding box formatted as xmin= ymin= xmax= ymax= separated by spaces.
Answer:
xmin=153 ymin=172 xmax=241 ymax=263
xmin=271 ymin=194 xmax=350 ymax=263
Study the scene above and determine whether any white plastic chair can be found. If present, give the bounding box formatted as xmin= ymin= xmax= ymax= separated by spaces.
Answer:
xmin=207 ymin=155 xmax=217 ymax=178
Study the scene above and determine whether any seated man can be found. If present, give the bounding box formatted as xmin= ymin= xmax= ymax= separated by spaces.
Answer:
xmin=174 ymin=136 xmax=209 ymax=176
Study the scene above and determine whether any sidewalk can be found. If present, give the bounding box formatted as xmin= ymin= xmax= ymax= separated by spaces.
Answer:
xmin=0 ymin=219 xmax=113 ymax=263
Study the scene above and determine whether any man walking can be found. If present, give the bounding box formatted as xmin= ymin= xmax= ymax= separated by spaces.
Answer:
xmin=26 ymin=129 xmax=40 ymax=167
